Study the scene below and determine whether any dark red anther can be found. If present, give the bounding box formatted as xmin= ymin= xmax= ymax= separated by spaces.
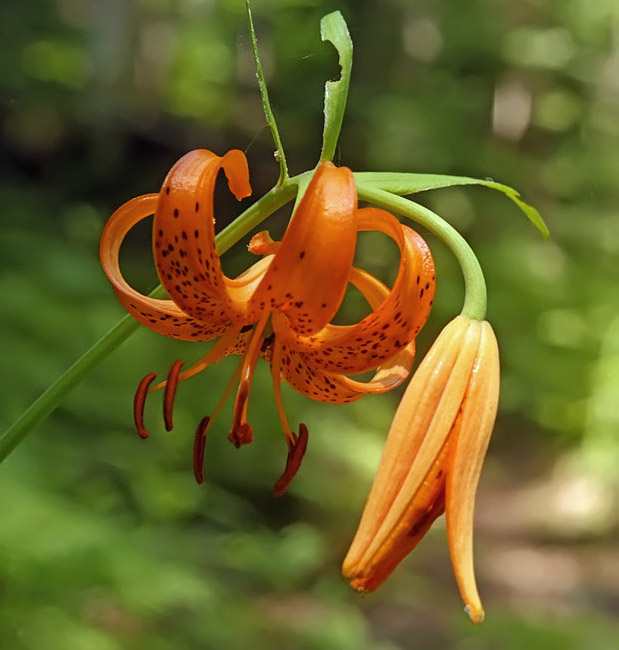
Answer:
xmin=228 ymin=381 xmax=254 ymax=447
xmin=273 ymin=423 xmax=309 ymax=498
xmin=134 ymin=372 xmax=157 ymax=439
xmin=163 ymin=359 xmax=184 ymax=431
xmin=229 ymin=422 xmax=254 ymax=448
xmin=193 ymin=416 xmax=210 ymax=484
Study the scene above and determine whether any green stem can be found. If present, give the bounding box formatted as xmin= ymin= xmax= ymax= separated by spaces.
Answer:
xmin=0 ymin=179 xmax=299 ymax=463
xmin=356 ymin=184 xmax=487 ymax=320
xmin=245 ymin=0 xmax=288 ymax=185
xmin=0 ymin=312 xmax=142 ymax=461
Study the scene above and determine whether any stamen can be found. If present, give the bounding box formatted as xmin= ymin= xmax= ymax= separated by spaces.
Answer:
xmin=273 ymin=423 xmax=309 ymax=497
xmin=230 ymin=382 xmax=253 ymax=448
xmin=270 ymin=337 xmax=296 ymax=448
xmin=163 ymin=360 xmax=184 ymax=431
xmin=193 ymin=416 xmax=210 ymax=484
xmin=134 ymin=372 xmax=157 ymax=439
xmin=229 ymin=313 xmax=270 ymax=448
xmin=150 ymin=326 xmax=242 ymax=392
xmin=193 ymin=361 xmax=244 ymax=481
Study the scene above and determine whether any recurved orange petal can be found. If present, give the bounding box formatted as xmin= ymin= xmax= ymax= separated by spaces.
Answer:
xmin=99 ymin=194 xmax=232 ymax=341
xmin=274 ymin=209 xmax=435 ymax=374
xmin=271 ymin=266 xmax=415 ymax=404
xmin=250 ymin=161 xmax=357 ymax=336
xmin=277 ymin=338 xmax=415 ymax=405
xmin=154 ymin=149 xmax=254 ymax=323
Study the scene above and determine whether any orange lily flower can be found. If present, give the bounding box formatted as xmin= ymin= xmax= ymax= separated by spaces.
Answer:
xmin=342 ymin=315 xmax=500 ymax=624
xmin=99 ymin=148 xmax=436 ymax=493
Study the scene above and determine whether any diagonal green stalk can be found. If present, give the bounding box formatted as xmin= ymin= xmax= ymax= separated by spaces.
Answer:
xmin=0 ymin=181 xmax=298 ymax=463
xmin=0 ymin=310 xmax=149 ymax=461
xmin=356 ymin=183 xmax=487 ymax=320
xmin=245 ymin=0 xmax=288 ymax=185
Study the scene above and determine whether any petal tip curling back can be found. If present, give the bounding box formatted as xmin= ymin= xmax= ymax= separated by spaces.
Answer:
xmin=221 ymin=149 xmax=252 ymax=200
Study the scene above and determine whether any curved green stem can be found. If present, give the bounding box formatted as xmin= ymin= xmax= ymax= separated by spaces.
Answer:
xmin=356 ymin=184 xmax=487 ymax=320
xmin=245 ymin=0 xmax=288 ymax=185
xmin=0 ymin=178 xmax=300 ymax=463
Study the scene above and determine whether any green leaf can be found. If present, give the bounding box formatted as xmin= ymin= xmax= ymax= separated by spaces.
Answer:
xmin=320 ymin=11 xmax=353 ymax=162
xmin=354 ymin=171 xmax=550 ymax=238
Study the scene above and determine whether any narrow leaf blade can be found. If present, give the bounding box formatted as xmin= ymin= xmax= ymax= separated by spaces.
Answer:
xmin=354 ymin=172 xmax=549 ymax=238
xmin=320 ymin=11 xmax=353 ymax=162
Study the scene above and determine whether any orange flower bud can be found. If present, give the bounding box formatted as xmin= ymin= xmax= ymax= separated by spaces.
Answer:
xmin=342 ymin=315 xmax=500 ymax=624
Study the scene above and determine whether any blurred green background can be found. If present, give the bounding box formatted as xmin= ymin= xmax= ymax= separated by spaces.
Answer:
xmin=1 ymin=0 xmax=618 ymax=648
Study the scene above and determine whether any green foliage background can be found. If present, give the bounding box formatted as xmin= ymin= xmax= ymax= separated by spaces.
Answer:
xmin=1 ymin=0 xmax=618 ymax=648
